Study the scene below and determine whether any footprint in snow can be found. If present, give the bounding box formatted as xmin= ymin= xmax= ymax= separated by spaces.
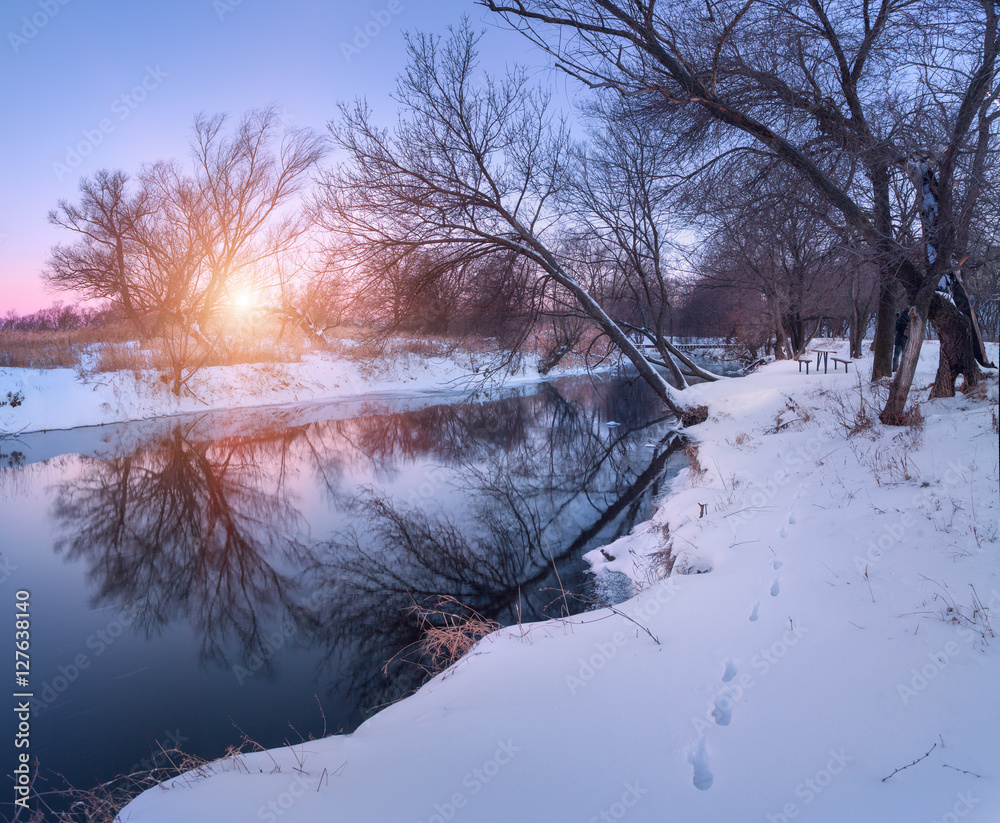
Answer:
xmin=712 ymin=688 xmax=734 ymax=726
xmin=787 ymin=512 xmax=797 ymax=525
xmin=722 ymin=658 xmax=737 ymax=683
xmin=688 ymin=739 xmax=714 ymax=790
xmin=770 ymin=578 xmax=781 ymax=597
xmin=749 ymin=600 xmax=760 ymax=622
xmin=772 ymin=559 xmax=782 ymax=570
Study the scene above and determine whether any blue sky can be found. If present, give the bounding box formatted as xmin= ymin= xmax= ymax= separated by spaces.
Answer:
xmin=0 ymin=0 xmax=571 ymax=313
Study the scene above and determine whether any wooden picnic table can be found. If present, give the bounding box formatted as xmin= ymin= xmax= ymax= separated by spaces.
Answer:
xmin=812 ymin=348 xmax=835 ymax=374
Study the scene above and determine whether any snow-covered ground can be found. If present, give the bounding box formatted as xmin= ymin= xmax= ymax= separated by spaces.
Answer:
xmin=0 ymin=348 xmax=596 ymax=435
xmin=85 ymin=341 xmax=1000 ymax=822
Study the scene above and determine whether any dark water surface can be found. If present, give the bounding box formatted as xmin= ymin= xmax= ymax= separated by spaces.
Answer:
xmin=0 ymin=373 xmax=685 ymax=805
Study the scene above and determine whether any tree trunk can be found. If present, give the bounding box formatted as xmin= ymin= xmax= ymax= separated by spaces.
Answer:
xmin=550 ymin=269 xmax=705 ymax=424
xmin=849 ymin=292 xmax=865 ymax=359
xmin=870 ymin=278 xmax=895 ymax=379
xmin=928 ymin=293 xmax=983 ymax=398
xmin=880 ymin=300 xmax=929 ymax=424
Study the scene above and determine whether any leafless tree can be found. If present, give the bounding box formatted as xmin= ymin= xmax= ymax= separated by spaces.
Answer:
xmin=483 ymin=0 xmax=999 ymax=423
xmin=46 ymin=170 xmax=152 ymax=330
xmin=46 ymin=107 xmax=324 ymax=394
xmin=317 ymin=23 xmax=706 ymax=423
xmin=571 ymin=98 xmax=720 ymax=385
xmin=696 ymin=170 xmax=850 ymax=358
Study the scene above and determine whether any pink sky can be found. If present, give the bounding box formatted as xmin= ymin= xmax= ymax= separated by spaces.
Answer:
xmin=0 ymin=0 xmax=554 ymax=317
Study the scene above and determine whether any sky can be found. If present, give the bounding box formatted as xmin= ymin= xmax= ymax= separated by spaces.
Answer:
xmin=0 ymin=0 xmax=572 ymax=314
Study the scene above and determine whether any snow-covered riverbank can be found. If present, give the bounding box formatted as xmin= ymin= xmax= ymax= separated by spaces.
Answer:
xmin=105 ymin=340 xmax=997 ymax=822
xmin=0 ymin=348 xmax=598 ymax=435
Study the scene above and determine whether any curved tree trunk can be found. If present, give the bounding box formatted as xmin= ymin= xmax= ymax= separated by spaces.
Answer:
xmin=929 ymin=294 xmax=984 ymax=398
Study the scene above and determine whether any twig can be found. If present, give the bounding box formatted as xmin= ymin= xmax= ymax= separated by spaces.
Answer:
xmin=607 ymin=605 xmax=660 ymax=645
xmin=942 ymin=763 xmax=982 ymax=778
xmin=545 ymin=539 xmax=571 ymax=618
xmin=864 ymin=564 xmax=875 ymax=603
xmin=882 ymin=742 xmax=937 ymax=782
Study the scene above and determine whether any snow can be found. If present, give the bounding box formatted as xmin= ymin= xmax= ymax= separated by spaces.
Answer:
xmin=0 ymin=348 xmax=599 ymax=436
xmin=57 ymin=340 xmax=1000 ymax=822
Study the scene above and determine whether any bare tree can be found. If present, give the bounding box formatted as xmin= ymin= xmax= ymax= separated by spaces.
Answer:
xmin=483 ymin=0 xmax=999 ymax=423
xmin=572 ymin=99 xmax=720 ymax=385
xmin=317 ymin=23 xmax=706 ymax=423
xmin=46 ymin=108 xmax=324 ymax=394
xmin=46 ymin=170 xmax=152 ymax=331
xmin=696 ymin=170 xmax=849 ymax=358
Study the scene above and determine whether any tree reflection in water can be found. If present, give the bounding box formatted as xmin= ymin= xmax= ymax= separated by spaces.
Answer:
xmin=52 ymin=425 xmax=313 ymax=668
xmin=51 ymin=375 xmax=682 ymax=727
xmin=295 ymin=377 xmax=683 ymax=720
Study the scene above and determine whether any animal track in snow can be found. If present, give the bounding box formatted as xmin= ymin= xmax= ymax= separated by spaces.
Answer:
xmin=749 ymin=600 xmax=760 ymax=622
xmin=770 ymin=578 xmax=781 ymax=597
xmin=772 ymin=559 xmax=783 ymax=570
xmin=712 ymin=689 xmax=734 ymax=726
xmin=688 ymin=739 xmax=714 ymax=790
xmin=787 ymin=512 xmax=797 ymax=525
xmin=722 ymin=658 xmax=737 ymax=683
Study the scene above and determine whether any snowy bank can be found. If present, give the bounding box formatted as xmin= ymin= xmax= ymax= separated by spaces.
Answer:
xmin=0 ymin=349 xmax=599 ymax=436
xmin=113 ymin=341 xmax=1000 ymax=823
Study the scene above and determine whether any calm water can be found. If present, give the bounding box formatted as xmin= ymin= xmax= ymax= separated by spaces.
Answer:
xmin=0 ymin=373 xmax=685 ymax=805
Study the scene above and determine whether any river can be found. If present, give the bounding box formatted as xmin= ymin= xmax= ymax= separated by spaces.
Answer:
xmin=0 ymin=372 xmax=688 ymax=803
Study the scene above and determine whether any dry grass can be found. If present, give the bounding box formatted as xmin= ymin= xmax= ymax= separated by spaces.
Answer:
xmin=898 ymin=402 xmax=925 ymax=432
xmin=27 ymin=748 xmax=211 ymax=823
xmin=0 ymin=330 xmax=85 ymax=369
xmin=684 ymin=444 xmax=708 ymax=486
xmin=92 ymin=342 xmax=156 ymax=374
xmin=829 ymin=380 xmax=881 ymax=438
xmin=727 ymin=431 xmax=752 ymax=447
xmin=387 ymin=595 xmax=504 ymax=679
xmin=1 ymin=318 xmax=313 ymax=375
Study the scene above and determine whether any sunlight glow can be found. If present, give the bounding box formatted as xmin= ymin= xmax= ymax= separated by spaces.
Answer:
xmin=232 ymin=290 xmax=258 ymax=311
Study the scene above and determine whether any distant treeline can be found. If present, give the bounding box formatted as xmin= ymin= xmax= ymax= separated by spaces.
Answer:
xmin=1 ymin=302 xmax=116 ymax=332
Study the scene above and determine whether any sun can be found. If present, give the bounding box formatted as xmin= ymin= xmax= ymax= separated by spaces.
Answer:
xmin=231 ymin=290 xmax=259 ymax=312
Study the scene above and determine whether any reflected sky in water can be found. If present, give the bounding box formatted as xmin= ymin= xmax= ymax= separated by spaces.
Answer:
xmin=0 ymin=374 xmax=684 ymax=798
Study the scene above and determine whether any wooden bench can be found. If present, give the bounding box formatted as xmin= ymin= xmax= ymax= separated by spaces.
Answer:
xmin=831 ymin=357 xmax=851 ymax=373
xmin=796 ymin=358 xmax=812 ymax=374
